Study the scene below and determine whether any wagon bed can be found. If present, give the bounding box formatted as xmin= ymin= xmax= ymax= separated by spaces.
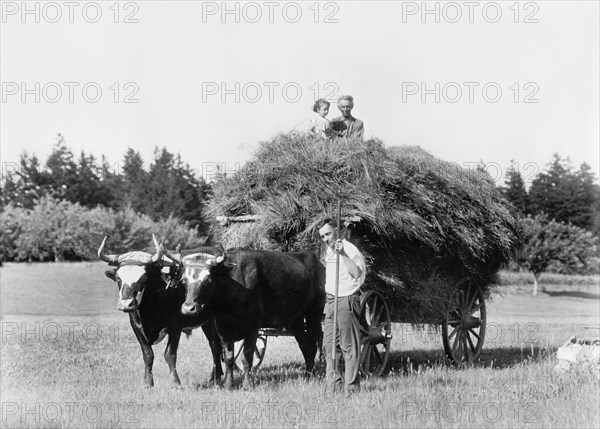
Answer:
xmin=214 ymin=215 xmax=489 ymax=376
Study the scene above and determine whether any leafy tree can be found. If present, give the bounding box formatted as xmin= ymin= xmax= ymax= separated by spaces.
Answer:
xmin=501 ymin=160 xmax=529 ymax=214
xmin=0 ymin=197 xmax=206 ymax=261
xmin=2 ymin=137 xmax=212 ymax=244
xmin=517 ymin=214 xmax=598 ymax=295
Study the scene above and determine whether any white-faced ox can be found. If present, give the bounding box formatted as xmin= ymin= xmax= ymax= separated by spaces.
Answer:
xmin=98 ymin=236 xmax=223 ymax=388
xmin=178 ymin=249 xmax=326 ymax=390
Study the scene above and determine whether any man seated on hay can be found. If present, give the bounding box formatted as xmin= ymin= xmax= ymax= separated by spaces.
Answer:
xmin=330 ymin=94 xmax=364 ymax=141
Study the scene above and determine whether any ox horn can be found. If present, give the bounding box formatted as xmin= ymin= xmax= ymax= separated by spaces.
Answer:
xmin=217 ymin=244 xmax=233 ymax=265
xmin=161 ymin=243 xmax=182 ymax=265
xmin=150 ymin=234 xmax=163 ymax=264
xmin=98 ymin=236 xmax=120 ymax=266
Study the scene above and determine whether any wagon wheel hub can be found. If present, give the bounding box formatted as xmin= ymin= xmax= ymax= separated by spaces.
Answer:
xmin=365 ymin=325 xmax=392 ymax=345
xmin=461 ymin=315 xmax=481 ymax=330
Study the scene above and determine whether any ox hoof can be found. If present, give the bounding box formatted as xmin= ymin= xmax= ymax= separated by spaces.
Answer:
xmin=209 ymin=379 xmax=224 ymax=388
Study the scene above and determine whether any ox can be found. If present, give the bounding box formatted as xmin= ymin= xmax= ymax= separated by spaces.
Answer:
xmin=177 ymin=249 xmax=326 ymax=390
xmin=98 ymin=235 xmax=223 ymax=388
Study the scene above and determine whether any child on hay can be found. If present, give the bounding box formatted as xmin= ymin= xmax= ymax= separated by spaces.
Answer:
xmin=307 ymin=98 xmax=333 ymax=139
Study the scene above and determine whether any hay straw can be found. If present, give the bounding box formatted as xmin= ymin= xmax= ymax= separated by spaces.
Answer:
xmin=205 ymin=134 xmax=518 ymax=322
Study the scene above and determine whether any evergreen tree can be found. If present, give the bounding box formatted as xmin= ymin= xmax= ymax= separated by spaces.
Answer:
xmin=146 ymin=147 xmax=207 ymax=230
xmin=529 ymin=154 xmax=599 ymax=232
xmin=574 ymin=163 xmax=600 ymax=235
xmin=63 ymin=151 xmax=117 ymax=208
xmin=1 ymin=174 xmax=18 ymax=210
xmin=45 ymin=134 xmax=77 ymax=199
xmin=501 ymin=160 xmax=529 ymax=214
xmin=10 ymin=152 xmax=52 ymax=208
xmin=122 ymin=148 xmax=147 ymax=213
xmin=99 ymin=155 xmax=125 ymax=210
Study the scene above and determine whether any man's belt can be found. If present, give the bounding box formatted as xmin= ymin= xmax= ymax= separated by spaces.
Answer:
xmin=326 ymin=291 xmax=360 ymax=299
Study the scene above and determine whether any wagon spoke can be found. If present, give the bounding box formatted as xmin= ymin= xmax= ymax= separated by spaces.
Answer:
xmin=448 ymin=327 xmax=458 ymax=341
xmin=466 ymin=332 xmax=477 ymax=354
xmin=374 ymin=305 xmax=384 ymax=325
xmin=448 ymin=319 xmax=462 ymax=325
xmin=373 ymin=345 xmax=383 ymax=364
xmin=467 ymin=328 xmax=481 ymax=341
xmin=469 ymin=302 xmax=483 ymax=314
xmin=461 ymin=290 xmax=470 ymax=312
xmin=377 ymin=321 xmax=389 ymax=330
xmin=463 ymin=336 xmax=470 ymax=361
xmin=458 ymin=290 xmax=466 ymax=313
xmin=467 ymin=288 xmax=478 ymax=312
xmin=363 ymin=307 xmax=370 ymax=325
xmin=451 ymin=331 xmax=461 ymax=356
xmin=455 ymin=334 xmax=463 ymax=361
xmin=370 ymin=299 xmax=378 ymax=326
xmin=235 ymin=340 xmax=244 ymax=360
xmin=363 ymin=344 xmax=372 ymax=372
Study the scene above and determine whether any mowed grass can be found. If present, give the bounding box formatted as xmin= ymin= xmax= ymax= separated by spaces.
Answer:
xmin=1 ymin=263 xmax=599 ymax=428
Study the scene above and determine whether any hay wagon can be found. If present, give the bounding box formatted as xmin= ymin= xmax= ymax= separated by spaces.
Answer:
xmin=207 ymin=135 xmax=516 ymax=377
xmin=217 ymin=215 xmax=487 ymax=377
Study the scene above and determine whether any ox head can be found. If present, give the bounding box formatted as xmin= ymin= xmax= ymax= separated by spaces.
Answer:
xmin=98 ymin=235 xmax=164 ymax=312
xmin=172 ymin=248 xmax=231 ymax=316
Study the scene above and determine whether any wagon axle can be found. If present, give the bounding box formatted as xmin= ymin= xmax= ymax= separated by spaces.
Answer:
xmin=365 ymin=325 xmax=393 ymax=345
xmin=460 ymin=315 xmax=482 ymax=330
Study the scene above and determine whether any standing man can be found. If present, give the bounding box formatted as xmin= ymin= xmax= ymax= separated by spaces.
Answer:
xmin=330 ymin=95 xmax=365 ymax=141
xmin=319 ymin=218 xmax=366 ymax=395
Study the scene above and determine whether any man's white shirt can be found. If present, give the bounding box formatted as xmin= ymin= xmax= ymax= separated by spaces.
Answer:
xmin=323 ymin=240 xmax=366 ymax=297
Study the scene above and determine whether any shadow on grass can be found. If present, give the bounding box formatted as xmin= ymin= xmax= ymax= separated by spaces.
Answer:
xmin=383 ymin=345 xmax=555 ymax=375
xmin=199 ymin=345 xmax=557 ymax=389
xmin=542 ymin=290 xmax=600 ymax=300
xmin=194 ymin=361 xmax=323 ymax=390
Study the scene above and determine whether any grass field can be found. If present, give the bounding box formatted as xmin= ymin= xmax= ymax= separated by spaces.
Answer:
xmin=1 ymin=262 xmax=599 ymax=428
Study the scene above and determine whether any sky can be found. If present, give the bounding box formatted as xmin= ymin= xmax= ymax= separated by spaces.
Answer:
xmin=1 ymin=1 xmax=599 ymax=187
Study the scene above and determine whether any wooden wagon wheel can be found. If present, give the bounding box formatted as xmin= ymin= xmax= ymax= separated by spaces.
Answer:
xmin=442 ymin=281 xmax=487 ymax=364
xmin=358 ymin=290 xmax=393 ymax=377
xmin=224 ymin=334 xmax=268 ymax=371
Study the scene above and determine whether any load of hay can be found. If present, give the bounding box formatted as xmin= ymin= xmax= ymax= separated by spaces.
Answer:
xmin=205 ymin=133 xmax=518 ymax=323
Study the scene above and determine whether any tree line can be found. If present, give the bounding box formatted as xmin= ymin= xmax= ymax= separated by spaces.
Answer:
xmin=500 ymin=154 xmax=599 ymax=235
xmin=498 ymin=155 xmax=599 ymax=293
xmin=1 ymin=134 xmax=211 ymax=232
xmin=0 ymin=135 xmax=211 ymax=261
xmin=1 ymin=137 xmax=598 ymax=280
